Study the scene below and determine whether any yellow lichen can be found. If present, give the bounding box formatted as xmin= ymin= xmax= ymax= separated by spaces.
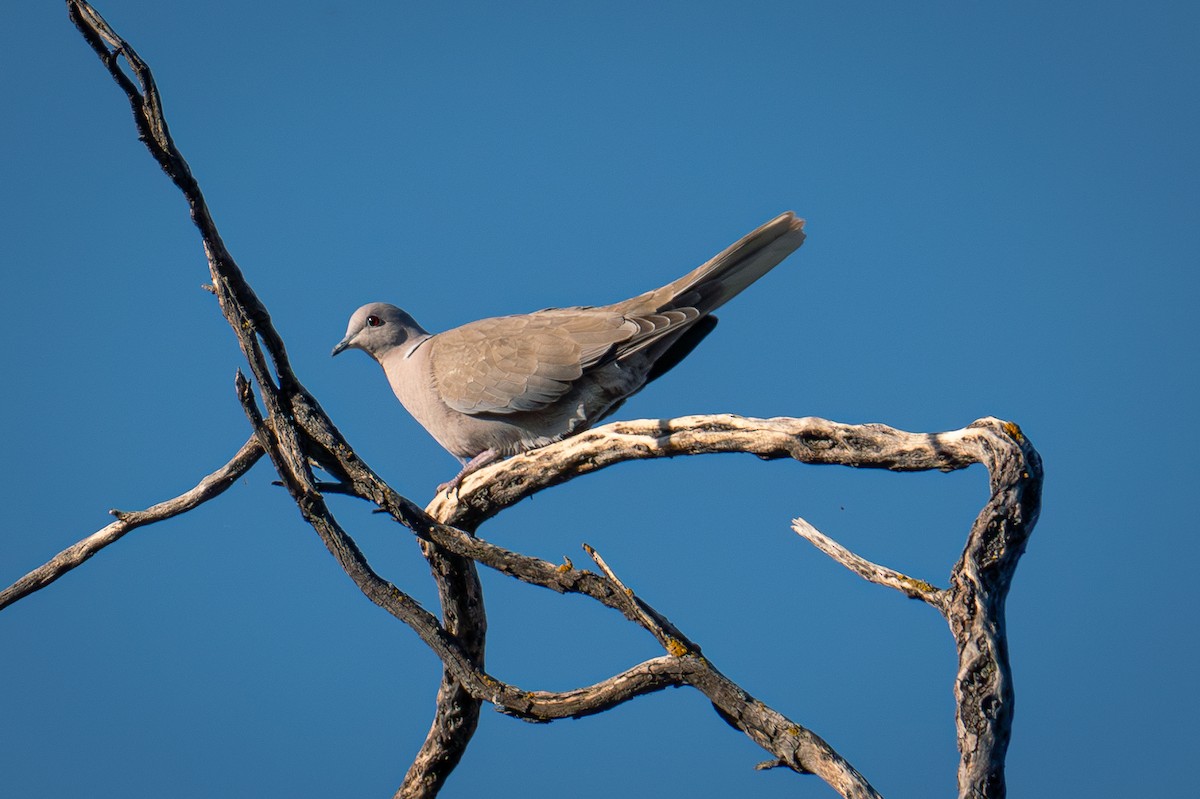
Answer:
xmin=665 ymin=638 xmax=689 ymax=657
xmin=899 ymin=575 xmax=936 ymax=594
xmin=1002 ymin=421 xmax=1024 ymax=442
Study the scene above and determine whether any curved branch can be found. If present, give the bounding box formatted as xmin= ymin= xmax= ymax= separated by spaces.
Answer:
xmin=0 ymin=435 xmax=263 ymax=611
xmin=431 ymin=414 xmax=987 ymax=523
xmin=945 ymin=421 xmax=1041 ymax=798
xmin=428 ymin=414 xmax=1041 ymax=798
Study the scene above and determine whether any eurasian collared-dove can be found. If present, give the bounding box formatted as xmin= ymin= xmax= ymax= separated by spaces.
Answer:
xmin=333 ymin=212 xmax=805 ymax=489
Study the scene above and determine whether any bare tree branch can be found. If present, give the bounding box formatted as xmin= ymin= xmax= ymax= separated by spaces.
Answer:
xmin=0 ymin=434 xmax=263 ymax=611
xmin=944 ymin=421 xmax=1041 ymax=799
xmin=429 ymin=414 xmax=987 ymax=524
xmin=579 ymin=543 xmax=880 ymax=797
xmin=425 ymin=413 xmax=1041 ymax=798
xmin=64 ymin=3 xmax=489 ymax=792
xmin=233 ymin=366 xmax=883 ymax=797
xmin=376 ymin=494 xmax=882 ymax=796
xmin=398 ymin=511 xmax=487 ymax=799
xmin=791 ymin=516 xmax=947 ymax=609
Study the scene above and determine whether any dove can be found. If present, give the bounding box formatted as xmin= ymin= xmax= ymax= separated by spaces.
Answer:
xmin=333 ymin=212 xmax=805 ymax=490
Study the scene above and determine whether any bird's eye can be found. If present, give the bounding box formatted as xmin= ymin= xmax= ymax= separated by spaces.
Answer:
xmin=366 ymin=314 xmax=383 ymax=328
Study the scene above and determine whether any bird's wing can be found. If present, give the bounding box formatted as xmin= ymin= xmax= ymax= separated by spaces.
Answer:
xmin=430 ymin=309 xmax=643 ymax=415
xmin=428 ymin=212 xmax=806 ymax=417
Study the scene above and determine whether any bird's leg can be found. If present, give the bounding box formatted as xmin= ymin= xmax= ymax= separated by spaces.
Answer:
xmin=438 ymin=449 xmax=502 ymax=495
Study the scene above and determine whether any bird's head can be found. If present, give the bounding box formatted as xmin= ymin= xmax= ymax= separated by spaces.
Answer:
xmin=332 ymin=303 xmax=429 ymax=360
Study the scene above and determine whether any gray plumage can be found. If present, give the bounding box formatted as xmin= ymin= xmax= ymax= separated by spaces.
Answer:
xmin=333 ymin=212 xmax=806 ymax=486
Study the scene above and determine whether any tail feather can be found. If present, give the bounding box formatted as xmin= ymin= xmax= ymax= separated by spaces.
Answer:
xmin=604 ymin=211 xmax=804 ymax=368
xmin=614 ymin=212 xmax=806 ymax=317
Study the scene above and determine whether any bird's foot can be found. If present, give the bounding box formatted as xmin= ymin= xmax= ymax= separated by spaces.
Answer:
xmin=438 ymin=449 xmax=502 ymax=496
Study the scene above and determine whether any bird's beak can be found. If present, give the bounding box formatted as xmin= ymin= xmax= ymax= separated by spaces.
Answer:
xmin=331 ymin=336 xmax=351 ymax=357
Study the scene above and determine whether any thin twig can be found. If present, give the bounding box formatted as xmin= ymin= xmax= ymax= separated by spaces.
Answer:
xmin=791 ymin=516 xmax=947 ymax=611
xmin=0 ymin=435 xmax=263 ymax=611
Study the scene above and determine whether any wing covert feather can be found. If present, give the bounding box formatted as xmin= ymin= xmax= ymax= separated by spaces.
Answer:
xmin=431 ymin=310 xmax=637 ymax=414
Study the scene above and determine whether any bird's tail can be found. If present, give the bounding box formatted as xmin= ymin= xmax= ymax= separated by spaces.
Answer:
xmin=615 ymin=212 xmax=806 ymax=317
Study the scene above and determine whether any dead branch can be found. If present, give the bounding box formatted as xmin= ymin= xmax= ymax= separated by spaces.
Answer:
xmin=427 ymin=413 xmax=1041 ymax=797
xmin=244 ymin=373 xmax=883 ymax=796
xmin=0 ymin=434 xmax=263 ymax=611
xmin=429 ymin=414 xmax=987 ymax=523
xmin=792 ymin=516 xmax=947 ymax=609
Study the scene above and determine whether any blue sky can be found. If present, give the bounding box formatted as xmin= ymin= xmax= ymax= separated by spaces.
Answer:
xmin=2 ymin=2 xmax=1196 ymax=797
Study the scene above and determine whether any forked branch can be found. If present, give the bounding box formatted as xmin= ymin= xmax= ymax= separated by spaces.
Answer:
xmin=433 ymin=414 xmax=1041 ymax=798
xmin=237 ymin=375 xmax=881 ymax=797
xmin=45 ymin=4 xmax=1044 ymax=799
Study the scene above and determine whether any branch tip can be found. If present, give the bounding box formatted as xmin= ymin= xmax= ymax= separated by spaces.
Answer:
xmin=2 ymin=435 xmax=263 ymax=611
xmin=791 ymin=517 xmax=946 ymax=610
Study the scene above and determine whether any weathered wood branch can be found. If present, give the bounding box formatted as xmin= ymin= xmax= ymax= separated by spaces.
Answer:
xmin=427 ymin=413 xmax=1041 ymax=798
xmin=944 ymin=423 xmax=1040 ymax=799
xmin=237 ymin=373 xmax=882 ymax=795
xmin=0 ymin=435 xmax=263 ymax=611
xmin=279 ymin=405 xmax=885 ymax=794
xmin=398 ymin=506 xmax=487 ymax=799
xmin=64 ymin=4 xmax=487 ymax=795
xmin=429 ymin=414 xmax=986 ymax=524
xmin=791 ymin=516 xmax=947 ymax=609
